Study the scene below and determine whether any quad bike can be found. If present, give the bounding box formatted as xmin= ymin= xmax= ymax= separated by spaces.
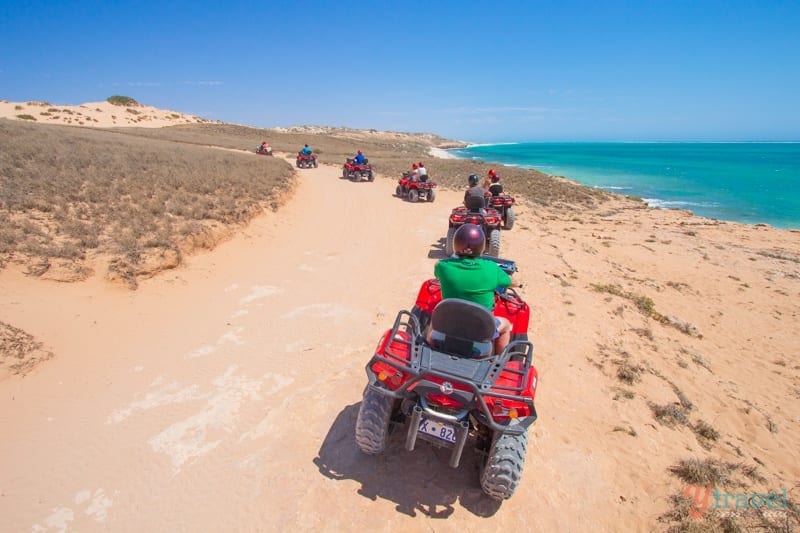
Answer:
xmin=354 ymin=260 xmax=538 ymax=501
xmin=486 ymin=193 xmax=516 ymax=230
xmin=396 ymin=172 xmax=436 ymax=202
xmin=343 ymin=158 xmax=375 ymax=181
xmin=296 ymin=152 xmax=318 ymax=168
xmin=255 ymin=145 xmax=273 ymax=156
xmin=445 ymin=196 xmax=503 ymax=257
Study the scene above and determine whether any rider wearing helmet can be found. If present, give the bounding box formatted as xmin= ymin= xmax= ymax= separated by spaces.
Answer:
xmin=464 ymin=173 xmax=489 ymax=209
xmin=353 ymin=150 xmax=366 ymax=165
xmin=432 ymin=224 xmax=513 ymax=353
xmin=301 ymin=144 xmax=312 ymax=155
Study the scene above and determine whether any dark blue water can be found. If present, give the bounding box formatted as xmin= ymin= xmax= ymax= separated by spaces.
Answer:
xmin=450 ymin=143 xmax=800 ymax=229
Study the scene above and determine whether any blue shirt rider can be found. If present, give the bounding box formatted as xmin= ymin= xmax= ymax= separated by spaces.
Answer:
xmin=353 ymin=150 xmax=366 ymax=165
xmin=301 ymin=144 xmax=313 ymax=155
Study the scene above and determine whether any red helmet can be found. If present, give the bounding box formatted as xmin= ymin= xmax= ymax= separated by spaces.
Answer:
xmin=488 ymin=168 xmax=497 ymax=177
xmin=453 ymin=224 xmax=485 ymax=257
xmin=358 ymin=150 xmax=362 ymax=154
xmin=412 ymin=163 xmax=418 ymax=169
xmin=418 ymin=161 xmax=425 ymax=167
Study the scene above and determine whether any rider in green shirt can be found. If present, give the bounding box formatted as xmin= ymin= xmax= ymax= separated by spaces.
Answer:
xmin=432 ymin=224 xmax=513 ymax=353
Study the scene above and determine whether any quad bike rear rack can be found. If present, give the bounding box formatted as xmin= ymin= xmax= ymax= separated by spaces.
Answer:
xmin=365 ymin=310 xmax=537 ymax=436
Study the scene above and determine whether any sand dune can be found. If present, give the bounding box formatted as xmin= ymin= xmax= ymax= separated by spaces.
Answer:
xmin=0 ymin=101 xmax=798 ymax=531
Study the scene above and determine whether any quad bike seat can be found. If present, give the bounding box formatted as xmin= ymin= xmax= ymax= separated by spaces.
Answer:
xmin=464 ymin=194 xmax=486 ymax=213
xmin=428 ymin=298 xmax=495 ymax=358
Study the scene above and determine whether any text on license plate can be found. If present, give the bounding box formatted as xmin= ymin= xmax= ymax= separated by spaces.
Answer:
xmin=418 ymin=418 xmax=457 ymax=443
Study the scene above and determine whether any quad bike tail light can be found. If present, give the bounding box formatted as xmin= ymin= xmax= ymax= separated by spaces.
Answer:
xmin=371 ymin=360 xmax=409 ymax=389
xmin=490 ymin=399 xmax=530 ymax=420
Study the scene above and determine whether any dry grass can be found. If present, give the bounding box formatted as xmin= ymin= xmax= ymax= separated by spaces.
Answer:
xmin=661 ymin=458 xmax=800 ymax=532
xmin=0 ymin=321 xmax=54 ymax=379
xmin=1 ymin=119 xmax=294 ymax=287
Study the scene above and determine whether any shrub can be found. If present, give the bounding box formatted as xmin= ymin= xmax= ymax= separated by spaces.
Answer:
xmin=107 ymin=95 xmax=139 ymax=106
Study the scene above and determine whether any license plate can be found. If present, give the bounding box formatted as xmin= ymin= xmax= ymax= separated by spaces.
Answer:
xmin=418 ymin=418 xmax=457 ymax=443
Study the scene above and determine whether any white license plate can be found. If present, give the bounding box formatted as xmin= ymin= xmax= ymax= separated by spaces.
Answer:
xmin=418 ymin=418 xmax=457 ymax=443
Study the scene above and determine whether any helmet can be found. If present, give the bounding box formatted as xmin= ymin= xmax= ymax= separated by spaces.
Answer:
xmin=453 ymin=224 xmax=485 ymax=257
xmin=488 ymin=168 xmax=497 ymax=177
xmin=468 ymin=174 xmax=479 ymax=186
xmin=491 ymin=175 xmax=500 ymax=183
xmin=358 ymin=150 xmax=362 ymax=154
xmin=412 ymin=163 xmax=418 ymax=169
xmin=418 ymin=161 xmax=425 ymax=167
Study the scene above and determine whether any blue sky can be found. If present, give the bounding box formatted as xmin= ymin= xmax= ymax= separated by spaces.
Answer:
xmin=2 ymin=0 xmax=799 ymax=142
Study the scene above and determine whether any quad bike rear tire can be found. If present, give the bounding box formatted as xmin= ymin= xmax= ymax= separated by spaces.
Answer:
xmin=428 ymin=189 xmax=436 ymax=202
xmin=342 ymin=168 xmax=348 ymax=179
xmin=408 ymin=189 xmax=419 ymax=203
xmin=396 ymin=185 xmax=403 ymax=197
xmin=445 ymin=226 xmax=457 ymax=256
xmin=313 ymin=159 xmax=318 ymax=168
xmin=504 ymin=208 xmax=515 ymax=230
xmin=296 ymin=160 xmax=302 ymax=168
xmin=480 ymin=431 xmax=528 ymax=500
xmin=355 ymin=387 xmax=396 ymax=455
xmin=488 ymin=228 xmax=501 ymax=257
xmin=368 ymin=170 xmax=375 ymax=182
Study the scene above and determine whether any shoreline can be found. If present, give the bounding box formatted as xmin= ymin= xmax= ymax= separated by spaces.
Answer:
xmin=444 ymin=142 xmax=800 ymax=231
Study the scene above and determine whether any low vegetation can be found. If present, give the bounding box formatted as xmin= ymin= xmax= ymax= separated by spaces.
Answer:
xmin=0 ymin=119 xmax=293 ymax=288
xmin=107 ymin=95 xmax=139 ymax=106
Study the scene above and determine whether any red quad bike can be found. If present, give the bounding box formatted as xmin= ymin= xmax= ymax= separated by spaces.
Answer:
xmin=354 ymin=258 xmax=538 ymax=501
xmin=296 ymin=152 xmax=318 ymax=168
xmin=396 ymin=172 xmax=437 ymax=203
xmin=487 ymin=193 xmax=516 ymax=230
xmin=255 ymin=146 xmax=273 ymax=156
xmin=342 ymin=158 xmax=375 ymax=182
xmin=445 ymin=196 xmax=503 ymax=257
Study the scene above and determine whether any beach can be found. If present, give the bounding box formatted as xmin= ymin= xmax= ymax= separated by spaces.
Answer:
xmin=1 ymin=102 xmax=798 ymax=531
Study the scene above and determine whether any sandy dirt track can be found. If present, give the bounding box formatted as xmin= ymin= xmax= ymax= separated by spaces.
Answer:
xmin=0 ymin=162 xmax=563 ymax=532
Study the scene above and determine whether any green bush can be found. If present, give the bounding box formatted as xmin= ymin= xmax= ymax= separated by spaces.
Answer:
xmin=107 ymin=95 xmax=140 ymax=107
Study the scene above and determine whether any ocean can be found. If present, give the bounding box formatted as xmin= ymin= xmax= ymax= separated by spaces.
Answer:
xmin=449 ymin=143 xmax=800 ymax=230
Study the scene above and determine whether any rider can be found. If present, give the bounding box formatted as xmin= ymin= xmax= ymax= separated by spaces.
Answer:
xmin=488 ymin=168 xmax=503 ymax=196
xmin=464 ymin=173 xmax=489 ymax=209
xmin=259 ymin=141 xmax=271 ymax=154
xmin=353 ymin=150 xmax=366 ymax=165
xmin=430 ymin=223 xmax=513 ymax=353
xmin=301 ymin=144 xmax=313 ymax=156
xmin=418 ymin=161 xmax=428 ymax=183
xmin=408 ymin=162 xmax=420 ymax=182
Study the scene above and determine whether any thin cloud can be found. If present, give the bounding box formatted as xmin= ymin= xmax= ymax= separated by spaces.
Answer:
xmin=441 ymin=106 xmax=553 ymax=114
xmin=115 ymin=81 xmax=223 ymax=87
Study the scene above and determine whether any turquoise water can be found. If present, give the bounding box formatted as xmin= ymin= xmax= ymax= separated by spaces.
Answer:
xmin=450 ymin=143 xmax=800 ymax=229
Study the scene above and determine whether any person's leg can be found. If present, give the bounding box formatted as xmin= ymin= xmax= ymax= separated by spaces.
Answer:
xmin=494 ymin=316 xmax=512 ymax=354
